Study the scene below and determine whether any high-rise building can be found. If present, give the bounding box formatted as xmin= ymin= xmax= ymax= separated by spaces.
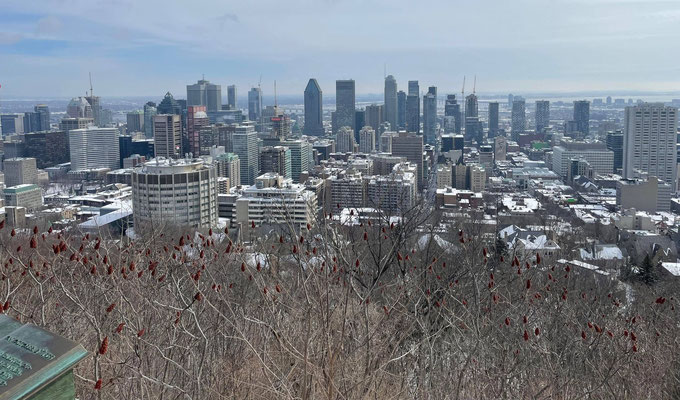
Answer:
xmin=85 ymin=95 xmax=102 ymax=126
xmin=1 ymin=114 xmax=24 ymax=136
xmin=23 ymin=131 xmax=69 ymax=169
xmin=66 ymin=97 xmax=93 ymax=119
xmin=623 ymin=103 xmax=678 ymax=189
xmin=4 ymin=184 xmax=43 ymax=212
xmin=303 ymin=79 xmax=324 ymax=136
xmin=235 ymin=173 xmax=317 ymax=229
xmin=279 ymin=139 xmax=311 ymax=183
xmin=354 ymin=110 xmax=365 ymax=142
xmin=465 ymin=117 xmax=483 ymax=144
xmin=422 ymin=86 xmax=437 ymax=145
xmin=552 ymin=139 xmax=614 ymax=179
xmin=384 ymin=75 xmax=398 ymax=129
xmin=260 ymin=146 xmax=292 ymax=179
xmin=488 ymin=102 xmax=499 ymax=138
xmin=232 ymin=123 xmax=259 ymax=186
xmin=336 ymin=126 xmax=356 ymax=153
xmin=606 ymin=131 xmax=624 ymax=173
xmin=335 ymin=80 xmax=356 ymax=133
xmin=143 ymin=102 xmax=157 ymax=139
xmin=511 ymin=99 xmax=526 ymax=139
xmin=465 ymin=94 xmax=478 ymax=119
xmin=408 ymin=81 xmax=419 ymax=96
xmin=444 ymin=95 xmax=462 ymax=134
xmin=3 ymin=158 xmax=37 ymax=187
xmin=187 ymin=78 xmax=221 ymax=112
xmin=573 ymin=100 xmax=590 ymax=135
xmin=186 ymin=106 xmax=209 ymax=156
xmin=359 ymin=127 xmax=376 ymax=153
xmin=126 ymin=111 xmax=144 ymax=134
xmin=215 ymin=152 xmax=241 ymax=188
xmin=69 ymin=127 xmax=120 ymax=171
xmin=365 ymin=104 xmax=384 ymax=136
xmin=535 ymin=100 xmax=550 ymax=133
xmin=405 ymin=81 xmax=420 ymax=133
xmin=23 ymin=111 xmax=41 ymax=133
xmin=34 ymin=104 xmax=50 ymax=131
xmin=397 ymin=90 xmax=406 ymax=129
xmin=391 ymin=131 xmax=424 ymax=189
xmin=227 ymin=85 xmax=237 ymax=109
xmin=508 ymin=94 xmax=514 ymax=108
xmin=157 ymin=92 xmax=182 ymax=115
xmin=153 ymin=115 xmax=182 ymax=159
xmin=248 ymin=87 xmax=262 ymax=123
xmin=59 ymin=118 xmax=93 ymax=135
xmin=132 ymin=158 xmax=218 ymax=229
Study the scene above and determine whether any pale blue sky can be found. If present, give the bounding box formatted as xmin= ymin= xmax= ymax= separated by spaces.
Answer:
xmin=1 ymin=0 xmax=680 ymax=97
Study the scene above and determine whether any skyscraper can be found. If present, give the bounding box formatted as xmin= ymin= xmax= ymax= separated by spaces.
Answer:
xmin=248 ymin=87 xmax=262 ymax=123
xmin=69 ymin=127 xmax=120 ymax=171
xmin=511 ymin=99 xmax=526 ymax=139
xmin=445 ymin=95 xmax=462 ymax=134
xmin=384 ymin=75 xmax=398 ymax=129
xmin=126 ymin=111 xmax=144 ymax=134
xmin=397 ymin=90 xmax=406 ymax=129
xmin=573 ymin=100 xmax=590 ymax=135
xmin=187 ymin=78 xmax=222 ymax=112
xmin=623 ymin=103 xmax=678 ymax=189
xmin=227 ymin=85 xmax=237 ymax=109
xmin=232 ymin=123 xmax=259 ymax=186
xmin=335 ymin=80 xmax=356 ymax=133
xmin=465 ymin=94 xmax=478 ymax=119
xmin=66 ymin=97 xmax=93 ymax=119
xmin=85 ymin=95 xmax=102 ymax=126
xmin=34 ymin=105 xmax=50 ymax=131
xmin=408 ymin=81 xmax=419 ymax=97
xmin=143 ymin=102 xmax=157 ymax=139
xmin=422 ymin=86 xmax=437 ymax=145
xmin=365 ymin=104 xmax=384 ymax=135
xmin=535 ymin=100 xmax=550 ymax=133
xmin=153 ymin=115 xmax=182 ymax=159
xmin=303 ymin=79 xmax=324 ymax=136
xmin=488 ymin=102 xmax=499 ymax=138
xmin=157 ymin=92 xmax=182 ymax=115
xmin=606 ymin=131 xmax=624 ymax=173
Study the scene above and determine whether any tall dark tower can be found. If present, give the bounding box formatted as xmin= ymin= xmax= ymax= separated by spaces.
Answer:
xmin=303 ymin=79 xmax=324 ymax=136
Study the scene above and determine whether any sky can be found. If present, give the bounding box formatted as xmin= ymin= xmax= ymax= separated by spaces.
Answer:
xmin=1 ymin=0 xmax=680 ymax=98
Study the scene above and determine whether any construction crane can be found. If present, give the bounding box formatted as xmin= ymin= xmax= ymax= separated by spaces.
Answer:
xmin=89 ymin=72 xmax=94 ymax=98
xmin=473 ymin=75 xmax=476 ymax=95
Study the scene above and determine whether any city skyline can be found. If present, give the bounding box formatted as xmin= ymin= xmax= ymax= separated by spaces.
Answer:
xmin=3 ymin=0 xmax=680 ymax=97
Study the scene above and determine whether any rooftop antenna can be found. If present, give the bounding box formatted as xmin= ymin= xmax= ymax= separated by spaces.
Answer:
xmin=274 ymin=80 xmax=277 ymax=109
xmin=89 ymin=72 xmax=93 ymax=98
xmin=473 ymin=75 xmax=477 ymax=95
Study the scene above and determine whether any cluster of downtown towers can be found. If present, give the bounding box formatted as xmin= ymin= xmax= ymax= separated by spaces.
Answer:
xmin=299 ymin=76 xmax=442 ymax=145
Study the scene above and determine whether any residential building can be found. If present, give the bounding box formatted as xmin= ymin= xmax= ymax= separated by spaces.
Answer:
xmin=260 ymin=146 xmax=292 ymax=179
xmin=336 ymin=126 xmax=356 ymax=153
xmin=126 ymin=111 xmax=144 ymax=134
xmin=391 ymin=131 xmax=424 ymax=188
xmin=214 ymin=152 xmax=241 ymax=188
xmin=132 ymin=158 xmax=218 ymax=229
xmin=248 ymin=87 xmax=262 ymax=123
xmin=3 ymin=157 xmax=37 ymax=187
xmin=232 ymin=123 xmax=259 ymax=185
xmin=535 ymin=100 xmax=550 ymax=133
xmin=359 ymin=126 xmax=376 ymax=153
xmin=511 ymin=99 xmax=526 ymax=139
xmin=235 ymin=173 xmax=317 ymax=229
xmin=573 ymin=100 xmax=590 ymax=135
xmin=623 ymin=103 xmax=678 ymax=189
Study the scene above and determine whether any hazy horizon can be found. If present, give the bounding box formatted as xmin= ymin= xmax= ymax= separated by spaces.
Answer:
xmin=2 ymin=0 xmax=680 ymax=98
